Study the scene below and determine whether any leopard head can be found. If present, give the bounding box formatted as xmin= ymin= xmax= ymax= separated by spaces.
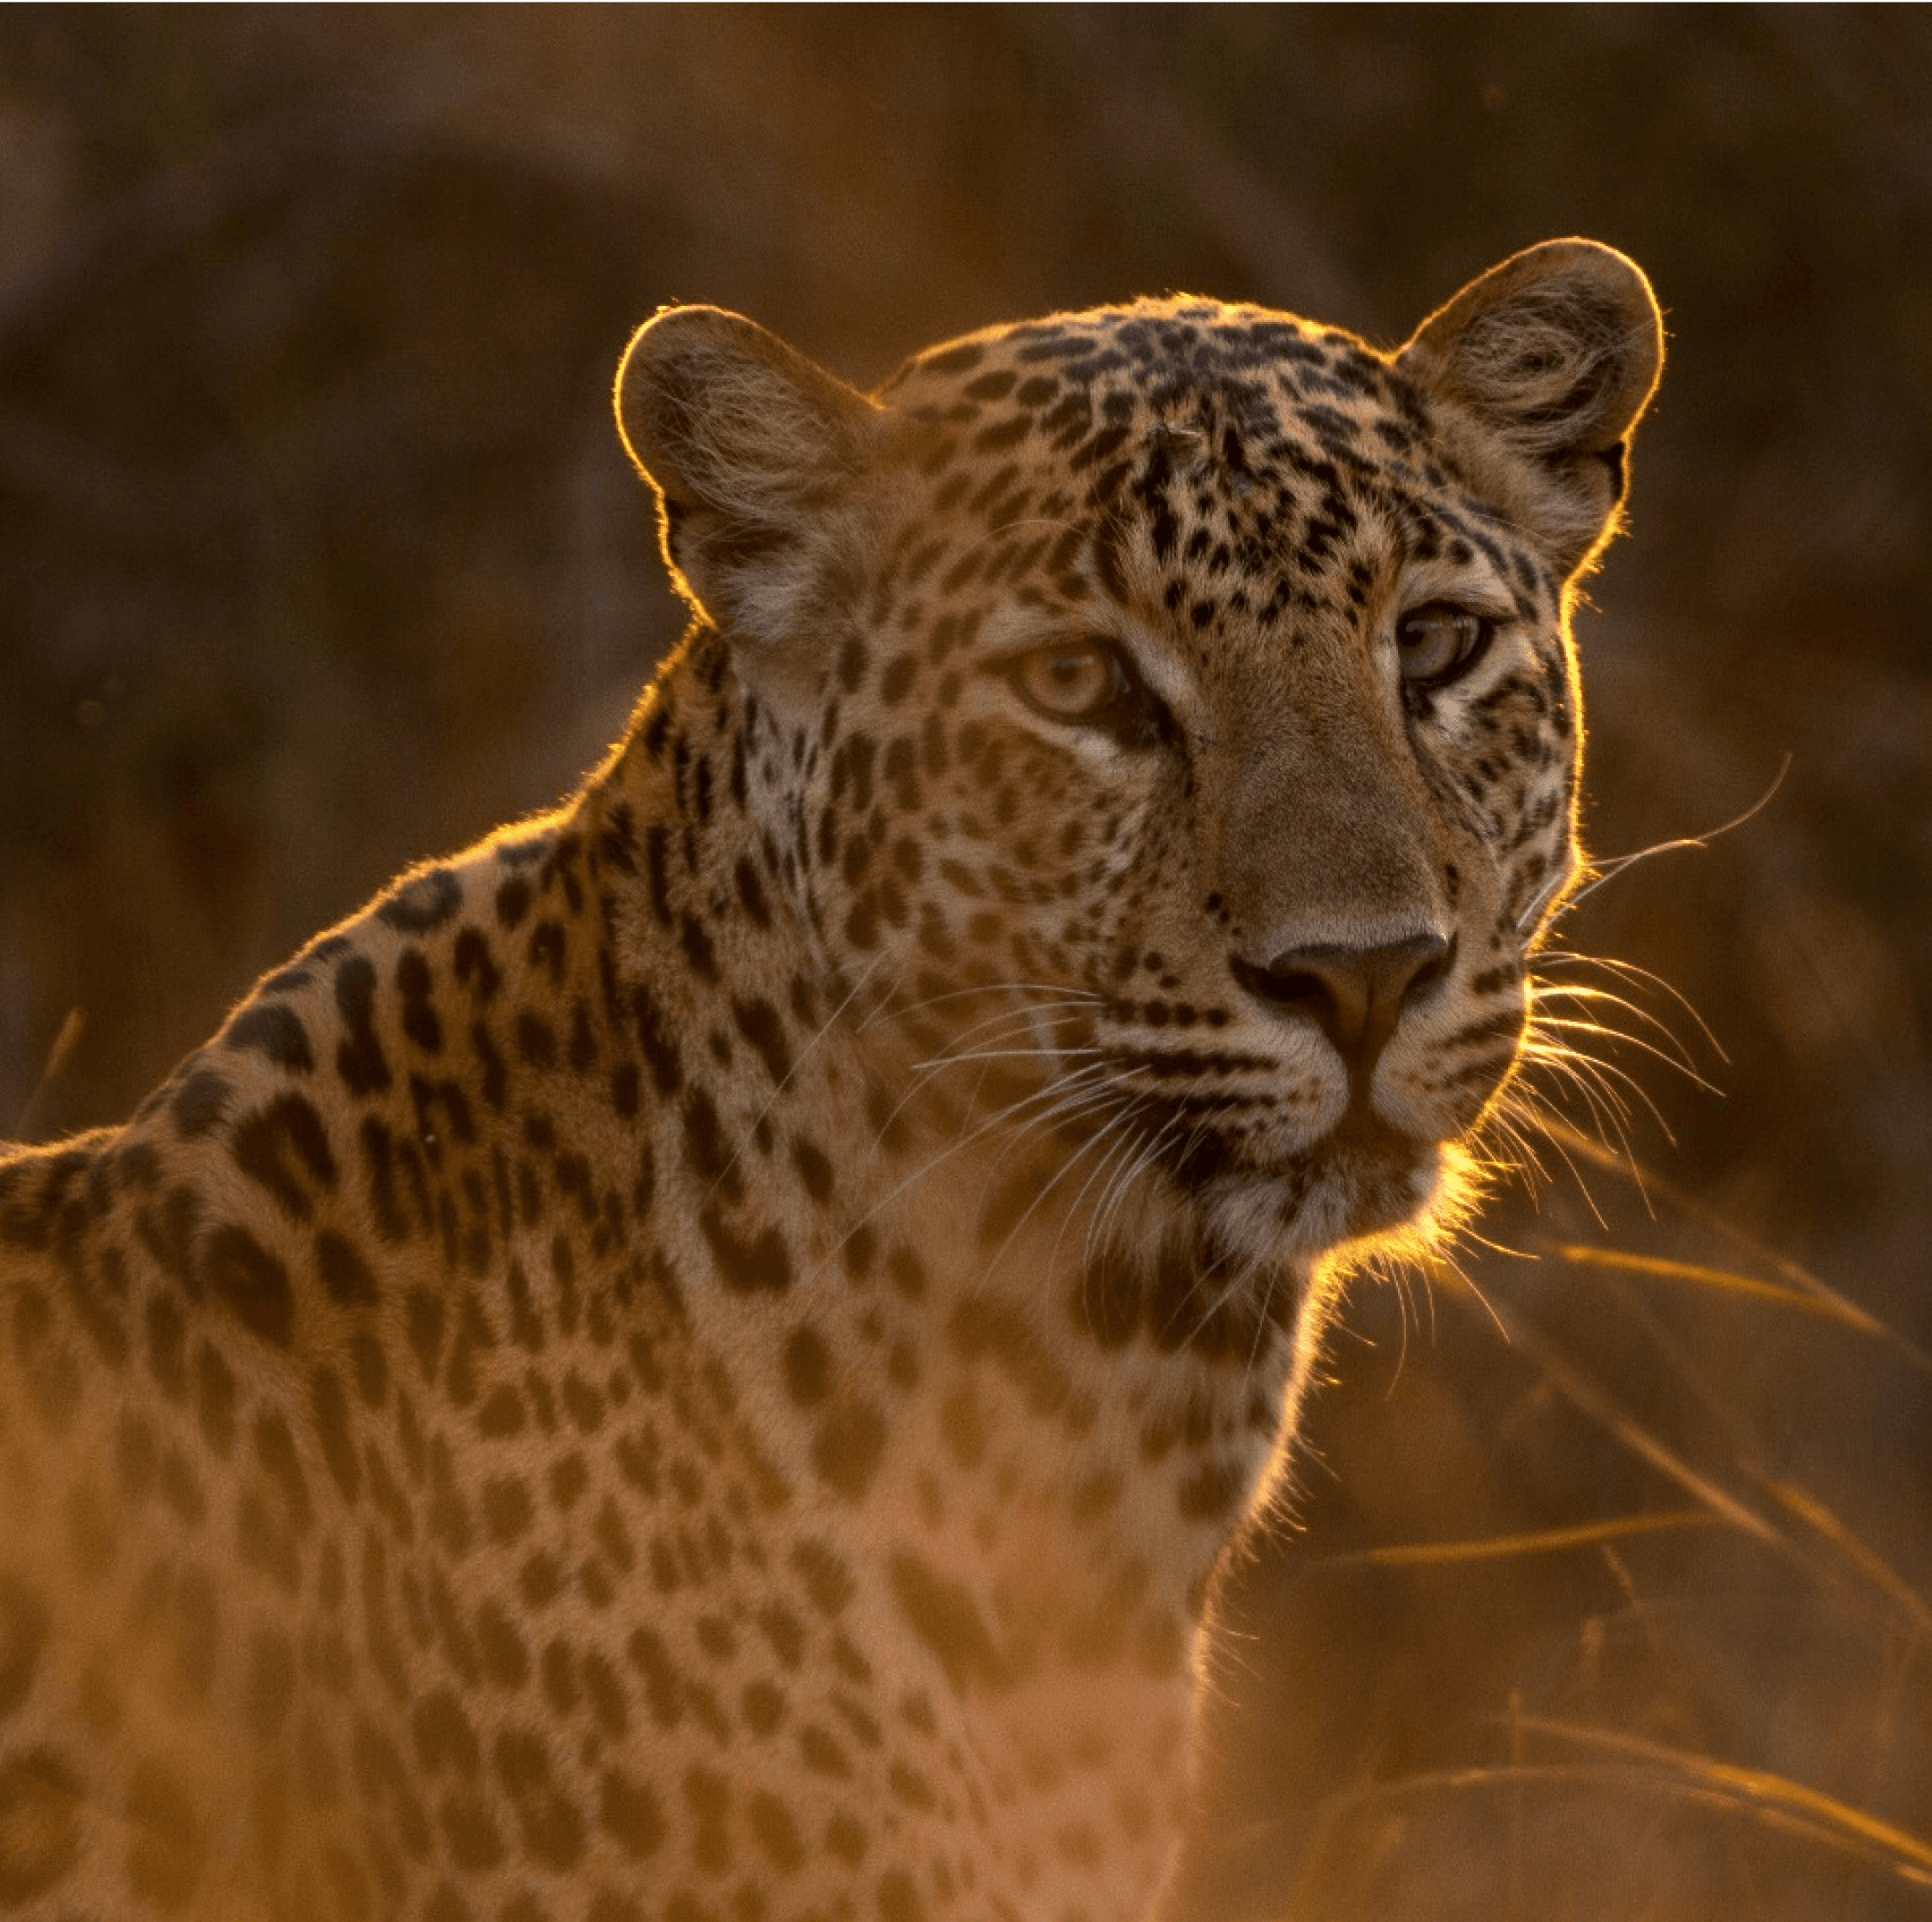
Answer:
xmin=614 ymin=241 xmax=1662 ymax=1296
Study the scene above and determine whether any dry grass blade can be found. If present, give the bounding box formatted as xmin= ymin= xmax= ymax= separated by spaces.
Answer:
xmin=1535 ymin=1122 xmax=1932 ymax=1376
xmin=1424 ymin=1249 xmax=1932 ymax=1645
xmin=12 ymin=1006 xmax=85 ymax=1141
xmin=1311 ymin=1759 xmax=1932 ymax=1897
xmin=1514 ymin=1716 xmax=1932 ymax=1888
xmin=1336 ymin=1507 xmax=1718 ymax=1569
xmin=1762 ymin=1477 xmax=1932 ymax=1640
xmin=1540 ymin=1239 xmax=1910 ymax=1349
xmin=1422 ymin=1253 xmax=1784 ymax=1547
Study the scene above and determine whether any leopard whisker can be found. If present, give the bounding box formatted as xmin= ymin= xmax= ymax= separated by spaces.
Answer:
xmin=699 ymin=947 xmax=900 ymax=1209
xmin=1529 ymin=979 xmax=1703 ymax=1069
xmin=866 ymin=996 xmax=1107 ymax=1153
xmin=1528 ymin=1012 xmax=1719 ymax=1096
xmin=809 ymin=1060 xmax=1125 ymax=1287
xmin=1563 ymin=752 xmax=1789 ymax=911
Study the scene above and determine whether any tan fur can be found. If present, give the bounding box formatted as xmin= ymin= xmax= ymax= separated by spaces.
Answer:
xmin=1 ymin=242 xmax=1659 ymax=1921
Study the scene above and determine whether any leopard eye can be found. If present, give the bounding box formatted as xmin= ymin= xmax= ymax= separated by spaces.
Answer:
xmin=1395 ymin=603 xmax=1494 ymax=688
xmin=1006 ymin=640 xmax=1131 ymax=724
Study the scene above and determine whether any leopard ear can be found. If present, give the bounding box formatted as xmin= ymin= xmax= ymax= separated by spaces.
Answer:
xmin=1397 ymin=240 xmax=1663 ymax=574
xmin=615 ymin=306 xmax=883 ymax=648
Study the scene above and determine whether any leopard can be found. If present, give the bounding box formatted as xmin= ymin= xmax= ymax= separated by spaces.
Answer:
xmin=0 ymin=238 xmax=1662 ymax=1922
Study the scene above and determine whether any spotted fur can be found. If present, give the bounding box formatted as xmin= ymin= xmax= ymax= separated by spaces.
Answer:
xmin=0 ymin=241 xmax=1661 ymax=1921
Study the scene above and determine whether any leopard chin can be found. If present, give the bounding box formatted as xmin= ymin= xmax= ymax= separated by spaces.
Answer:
xmin=1307 ymin=1126 xmax=1446 ymax=1246
xmin=1196 ymin=1125 xmax=1446 ymax=1271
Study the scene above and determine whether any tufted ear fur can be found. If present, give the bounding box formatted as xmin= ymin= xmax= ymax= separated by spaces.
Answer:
xmin=615 ymin=306 xmax=884 ymax=652
xmin=1398 ymin=240 xmax=1663 ymax=574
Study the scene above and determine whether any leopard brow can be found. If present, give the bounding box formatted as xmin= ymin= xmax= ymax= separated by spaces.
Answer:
xmin=1395 ymin=559 xmax=1520 ymax=623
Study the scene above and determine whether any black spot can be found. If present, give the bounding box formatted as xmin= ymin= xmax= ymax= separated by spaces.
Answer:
xmin=413 ymin=1689 xmax=483 ymax=1779
xmin=440 ymin=1793 xmax=506 ymax=1871
xmin=948 ymin=1295 xmax=1071 ymax=1418
xmin=626 ymin=1628 xmax=684 ymax=1727
xmin=792 ymin=1541 xmax=853 ymax=1615
xmin=529 ymin=921 xmax=566 ymax=984
xmin=397 ymin=949 xmax=444 ymax=1054
xmin=0 ymin=1749 xmax=84 ymax=1900
xmin=644 ymin=826 xmax=675 ymax=927
xmin=790 ymin=1139 xmax=834 ymax=1204
xmin=812 ymin=1401 xmax=886 ymax=1501
xmin=746 ymin=1790 xmax=803 ymax=1869
xmin=940 ymin=1382 xmax=986 ymax=1469
xmin=358 ymin=1118 xmax=412 ymax=1246
xmin=454 ymin=928 xmax=502 ymax=1003
xmin=244 ymin=1628 xmax=296 ymax=1740
xmin=482 ymin=1476 xmax=534 ymax=1545
xmin=962 ymin=368 xmax=1017 ymax=401
xmin=879 ymin=1869 xmax=928 ymax=1922
xmin=407 ymin=1290 xmax=446 ymax=1383
xmin=252 ymin=1411 xmax=312 ymax=1531
xmin=201 ymin=1225 xmax=295 ymax=1347
xmin=515 ymin=1012 xmax=558 ymax=1070
xmin=170 ymin=1068 xmax=232 ymax=1139
xmin=1177 ymin=1457 xmax=1245 ymax=1521
xmin=682 ymin=1764 xmax=731 ymax=1874
xmin=312 ymin=1367 xmax=361 ymax=1501
xmin=558 ymin=1002 xmax=594 ymax=1077
xmin=730 ymin=998 xmax=792 ymax=1088
xmin=888 ymin=1552 xmax=1011 ymax=1692
xmin=125 ymin=1755 xmax=206 ymax=1907
xmin=193 ymin=1342 xmax=236 ymax=1454
xmin=444 ymin=1291 xmax=498 ymax=1409
xmin=640 ymin=701 xmax=674 ymax=763
xmin=378 ymin=865 xmax=461 ymax=932
xmin=334 ymin=956 xmax=392 ymax=1096
xmin=679 ymin=917 xmax=718 ymax=982
xmin=842 ymin=1223 xmax=877 ymax=1282
xmin=1074 ymin=1248 xmax=1141 ymax=1350
xmin=783 ymin=1325 xmax=830 ymax=1408
xmin=919 ymin=339 xmax=985 ymax=376
xmin=886 ymin=1246 xmax=926 ymax=1300
xmin=145 ymin=1292 xmax=188 ymax=1399
xmin=836 ymin=634 xmax=869 ymax=693
xmin=798 ymin=1723 xmax=852 ymax=1780
xmin=680 ymin=1091 xmax=738 ymax=1197
xmin=224 ymin=1004 xmax=314 ymax=1072
xmin=631 ymin=987 xmax=684 ymax=1096
xmin=232 ymin=1094 xmax=338 ymax=1223
xmin=733 ymin=857 xmax=772 ymax=929
xmin=698 ymin=1207 xmax=792 ymax=1295
xmin=351 ymin=1330 xmax=388 ymax=1409
xmin=470 ymin=1021 xmax=509 ymax=1112
xmin=610 ymin=1062 xmax=640 ymax=1120
xmin=600 ymin=1767 xmax=665 ymax=1860
xmin=973 ymin=413 xmax=1030 ymax=454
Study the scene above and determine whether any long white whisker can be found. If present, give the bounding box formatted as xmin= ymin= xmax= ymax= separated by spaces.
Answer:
xmin=702 ymin=948 xmax=898 ymax=1208
xmin=1564 ymin=753 xmax=1789 ymax=909
xmin=809 ymin=1061 xmax=1122 ymax=1286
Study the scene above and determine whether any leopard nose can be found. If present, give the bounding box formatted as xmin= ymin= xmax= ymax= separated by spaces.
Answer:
xmin=1230 ymin=932 xmax=1454 ymax=1074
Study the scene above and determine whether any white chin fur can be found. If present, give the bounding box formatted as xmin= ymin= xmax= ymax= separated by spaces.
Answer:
xmin=1204 ymin=1142 xmax=1445 ymax=1267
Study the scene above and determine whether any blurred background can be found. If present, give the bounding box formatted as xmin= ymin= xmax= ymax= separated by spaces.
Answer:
xmin=1 ymin=8 xmax=1927 ymax=1916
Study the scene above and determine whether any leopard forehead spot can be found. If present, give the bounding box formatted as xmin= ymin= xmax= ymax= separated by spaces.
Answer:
xmin=2 ymin=241 xmax=1661 ymax=1920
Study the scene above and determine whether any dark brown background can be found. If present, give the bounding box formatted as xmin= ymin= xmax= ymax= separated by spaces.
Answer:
xmin=2 ymin=10 xmax=1927 ymax=1916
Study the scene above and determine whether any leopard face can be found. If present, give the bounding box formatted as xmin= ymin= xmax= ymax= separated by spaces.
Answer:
xmin=623 ymin=248 xmax=1661 ymax=1325
xmin=0 ymin=241 xmax=1660 ymax=1922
